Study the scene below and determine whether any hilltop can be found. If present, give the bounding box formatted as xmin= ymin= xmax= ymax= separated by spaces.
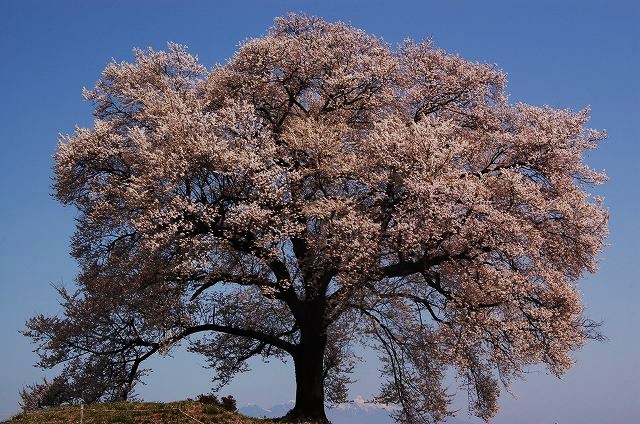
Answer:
xmin=2 ymin=398 xmax=485 ymax=424
xmin=1 ymin=400 xmax=292 ymax=424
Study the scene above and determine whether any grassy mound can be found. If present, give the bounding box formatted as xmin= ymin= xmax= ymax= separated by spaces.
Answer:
xmin=2 ymin=400 xmax=274 ymax=424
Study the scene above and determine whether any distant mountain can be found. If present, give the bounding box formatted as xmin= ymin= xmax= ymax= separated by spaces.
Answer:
xmin=240 ymin=396 xmax=476 ymax=424
xmin=325 ymin=396 xmax=396 ymax=424
xmin=239 ymin=401 xmax=293 ymax=419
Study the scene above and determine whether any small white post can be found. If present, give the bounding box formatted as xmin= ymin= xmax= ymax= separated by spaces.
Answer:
xmin=80 ymin=403 xmax=84 ymax=424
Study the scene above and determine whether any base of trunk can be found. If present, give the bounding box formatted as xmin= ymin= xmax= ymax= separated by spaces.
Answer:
xmin=281 ymin=407 xmax=330 ymax=424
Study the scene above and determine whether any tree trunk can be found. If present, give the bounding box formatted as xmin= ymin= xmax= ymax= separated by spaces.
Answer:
xmin=286 ymin=324 xmax=329 ymax=423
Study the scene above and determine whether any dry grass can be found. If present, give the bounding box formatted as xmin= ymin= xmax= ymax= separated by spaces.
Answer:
xmin=1 ymin=400 xmax=273 ymax=424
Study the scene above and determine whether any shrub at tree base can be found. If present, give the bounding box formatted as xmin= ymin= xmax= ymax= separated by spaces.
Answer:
xmin=195 ymin=393 xmax=237 ymax=413
xmin=23 ymin=14 xmax=607 ymax=424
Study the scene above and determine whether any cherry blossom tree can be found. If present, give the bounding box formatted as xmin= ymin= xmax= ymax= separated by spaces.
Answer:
xmin=23 ymin=14 xmax=608 ymax=423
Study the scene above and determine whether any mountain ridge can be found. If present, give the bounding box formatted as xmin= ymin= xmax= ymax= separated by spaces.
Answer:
xmin=240 ymin=396 xmax=476 ymax=424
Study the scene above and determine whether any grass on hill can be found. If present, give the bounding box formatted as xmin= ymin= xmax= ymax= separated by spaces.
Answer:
xmin=1 ymin=400 xmax=308 ymax=424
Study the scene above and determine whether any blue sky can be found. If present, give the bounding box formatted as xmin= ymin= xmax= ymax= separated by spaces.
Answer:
xmin=0 ymin=1 xmax=638 ymax=422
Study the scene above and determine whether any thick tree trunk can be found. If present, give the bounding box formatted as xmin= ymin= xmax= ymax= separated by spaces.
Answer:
xmin=285 ymin=320 xmax=329 ymax=423
xmin=289 ymin=350 xmax=326 ymax=421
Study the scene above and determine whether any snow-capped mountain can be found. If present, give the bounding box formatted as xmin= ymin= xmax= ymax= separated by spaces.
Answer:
xmin=239 ymin=396 xmax=475 ymax=424
xmin=239 ymin=400 xmax=293 ymax=419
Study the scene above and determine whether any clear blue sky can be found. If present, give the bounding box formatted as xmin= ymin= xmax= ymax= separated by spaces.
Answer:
xmin=0 ymin=1 xmax=638 ymax=422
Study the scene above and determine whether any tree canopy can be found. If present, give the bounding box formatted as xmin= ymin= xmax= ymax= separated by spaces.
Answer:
xmin=23 ymin=14 xmax=607 ymax=424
